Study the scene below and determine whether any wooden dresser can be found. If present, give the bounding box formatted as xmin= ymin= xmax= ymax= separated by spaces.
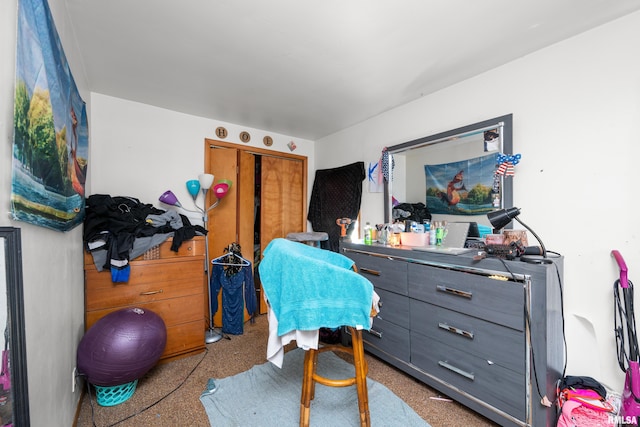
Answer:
xmin=84 ymin=236 xmax=206 ymax=362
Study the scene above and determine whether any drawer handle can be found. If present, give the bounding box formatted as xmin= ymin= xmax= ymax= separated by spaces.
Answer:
xmin=366 ymin=328 xmax=383 ymax=339
xmin=140 ymin=289 xmax=164 ymax=296
xmin=436 ymin=285 xmax=472 ymax=299
xmin=438 ymin=360 xmax=475 ymax=381
xmin=359 ymin=267 xmax=380 ymax=276
xmin=438 ymin=322 xmax=474 ymax=340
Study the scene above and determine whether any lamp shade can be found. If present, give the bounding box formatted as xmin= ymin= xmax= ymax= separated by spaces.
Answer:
xmin=219 ymin=178 xmax=233 ymax=190
xmin=159 ymin=190 xmax=182 ymax=208
xmin=198 ymin=174 xmax=215 ymax=190
xmin=213 ymin=183 xmax=229 ymax=199
xmin=186 ymin=180 xmax=200 ymax=198
xmin=487 ymin=207 xmax=521 ymax=230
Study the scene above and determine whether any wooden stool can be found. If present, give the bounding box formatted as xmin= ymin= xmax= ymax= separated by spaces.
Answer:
xmin=300 ymin=326 xmax=370 ymax=427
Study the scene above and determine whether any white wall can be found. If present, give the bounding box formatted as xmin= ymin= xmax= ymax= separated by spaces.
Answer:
xmin=316 ymin=11 xmax=640 ymax=390
xmin=1 ymin=0 xmax=88 ymax=425
xmin=89 ymin=93 xmax=315 ymax=225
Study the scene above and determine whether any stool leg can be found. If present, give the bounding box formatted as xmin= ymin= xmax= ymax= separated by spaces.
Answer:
xmin=300 ymin=349 xmax=315 ymax=427
xmin=350 ymin=329 xmax=371 ymax=427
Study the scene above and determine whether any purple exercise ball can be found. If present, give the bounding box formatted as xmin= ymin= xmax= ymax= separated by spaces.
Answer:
xmin=77 ymin=307 xmax=167 ymax=386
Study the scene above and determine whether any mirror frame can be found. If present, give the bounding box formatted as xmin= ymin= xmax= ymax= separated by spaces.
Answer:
xmin=0 ymin=227 xmax=31 ymax=426
xmin=384 ymin=114 xmax=513 ymax=223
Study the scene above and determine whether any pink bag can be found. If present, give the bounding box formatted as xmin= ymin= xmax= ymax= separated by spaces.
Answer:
xmin=556 ymin=380 xmax=615 ymax=427
xmin=557 ymin=400 xmax=612 ymax=427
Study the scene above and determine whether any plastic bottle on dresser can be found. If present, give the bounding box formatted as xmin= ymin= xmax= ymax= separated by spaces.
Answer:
xmin=364 ymin=222 xmax=372 ymax=245
xmin=429 ymin=221 xmax=437 ymax=245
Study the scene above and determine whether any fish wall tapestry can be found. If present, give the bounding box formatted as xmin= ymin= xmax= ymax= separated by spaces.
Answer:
xmin=11 ymin=0 xmax=88 ymax=232
xmin=425 ymin=153 xmax=498 ymax=216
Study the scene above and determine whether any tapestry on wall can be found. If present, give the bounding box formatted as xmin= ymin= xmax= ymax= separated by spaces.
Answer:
xmin=425 ymin=153 xmax=497 ymax=216
xmin=11 ymin=0 xmax=88 ymax=232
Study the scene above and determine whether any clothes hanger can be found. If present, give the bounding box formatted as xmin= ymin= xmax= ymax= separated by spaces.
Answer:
xmin=211 ymin=248 xmax=251 ymax=267
xmin=211 ymin=253 xmax=250 ymax=267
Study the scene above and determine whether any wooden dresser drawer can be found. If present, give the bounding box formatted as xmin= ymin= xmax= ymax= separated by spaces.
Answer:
xmin=410 ymin=299 xmax=524 ymax=373
xmin=347 ymin=251 xmax=408 ymax=295
xmin=85 ymin=294 xmax=204 ymax=360
xmin=411 ymin=332 xmax=525 ymax=421
xmin=86 ymin=293 xmax=203 ymax=330
xmin=362 ymin=316 xmax=410 ymax=361
xmin=407 ymin=263 xmax=524 ymax=330
xmin=84 ymin=236 xmax=205 ymax=266
xmin=85 ymin=260 xmax=204 ymax=311
xmin=163 ymin=321 xmax=206 ymax=359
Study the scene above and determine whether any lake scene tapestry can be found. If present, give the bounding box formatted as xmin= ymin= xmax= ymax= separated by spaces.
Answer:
xmin=12 ymin=0 xmax=88 ymax=231
xmin=425 ymin=153 xmax=498 ymax=215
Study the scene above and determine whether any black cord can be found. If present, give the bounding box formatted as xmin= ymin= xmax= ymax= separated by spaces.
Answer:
xmin=496 ymin=258 xmax=566 ymax=406
xmin=614 ymin=278 xmax=638 ymax=371
xmin=496 ymin=259 xmax=544 ymax=401
xmin=553 ymin=263 xmax=567 ymax=412
xmin=84 ymin=347 xmax=210 ymax=427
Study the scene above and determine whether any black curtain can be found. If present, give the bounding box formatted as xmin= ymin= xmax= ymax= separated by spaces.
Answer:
xmin=307 ymin=162 xmax=365 ymax=252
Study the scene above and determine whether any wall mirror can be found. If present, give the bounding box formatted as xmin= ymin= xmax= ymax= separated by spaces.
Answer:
xmin=384 ymin=114 xmax=513 ymax=227
xmin=0 ymin=227 xmax=30 ymax=426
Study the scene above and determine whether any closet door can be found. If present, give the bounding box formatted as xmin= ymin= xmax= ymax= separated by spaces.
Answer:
xmin=260 ymin=156 xmax=304 ymax=245
xmin=259 ymin=155 xmax=305 ymax=313
xmin=208 ymin=146 xmax=238 ymax=263
xmin=237 ymin=151 xmax=256 ymax=268
xmin=206 ymin=139 xmax=307 ymax=318
xmin=207 ymin=147 xmax=261 ymax=325
xmin=208 ymin=146 xmax=242 ymax=328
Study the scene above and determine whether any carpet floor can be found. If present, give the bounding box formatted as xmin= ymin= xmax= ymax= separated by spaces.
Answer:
xmin=200 ymin=348 xmax=429 ymax=426
xmin=75 ymin=314 xmax=498 ymax=426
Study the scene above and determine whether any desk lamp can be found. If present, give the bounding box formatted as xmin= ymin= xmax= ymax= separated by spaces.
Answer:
xmin=159 ymin=173 xmax=231 ymax=343
xmin=487 ymin=207 xmax=553 ymax=264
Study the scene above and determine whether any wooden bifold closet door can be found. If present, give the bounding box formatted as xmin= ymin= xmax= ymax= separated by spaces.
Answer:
xmin=205 ymin=139 xmax=307 ymax=325
xmin=259 ymin=155 xmax=305 ymax=313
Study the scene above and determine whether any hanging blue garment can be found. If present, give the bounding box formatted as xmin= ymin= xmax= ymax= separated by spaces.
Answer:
xmin=210 ymin=263 xmax=257 ymax=335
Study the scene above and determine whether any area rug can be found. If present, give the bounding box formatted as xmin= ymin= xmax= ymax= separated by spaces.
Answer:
xmin=200 ymin=349 xmax=431 ymax=427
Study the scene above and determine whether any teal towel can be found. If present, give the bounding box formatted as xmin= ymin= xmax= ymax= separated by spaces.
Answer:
xmin=259 ymin=238 xmax=374 ymax=336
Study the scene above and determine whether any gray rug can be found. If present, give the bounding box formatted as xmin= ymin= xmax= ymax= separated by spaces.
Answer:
xmin=200 ymin=349 xmax=431 ymax=427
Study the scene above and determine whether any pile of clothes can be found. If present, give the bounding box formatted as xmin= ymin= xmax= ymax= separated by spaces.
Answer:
xmin=83 ymin=194 xmax=206 ymax=282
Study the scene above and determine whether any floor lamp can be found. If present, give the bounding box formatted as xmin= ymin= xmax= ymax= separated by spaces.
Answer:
xmin=159 ymin=174 xmax=231 ymax=343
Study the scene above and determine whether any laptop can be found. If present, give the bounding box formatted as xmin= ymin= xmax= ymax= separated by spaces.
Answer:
xmin=412 ymin=222 xmax=473 ymax=255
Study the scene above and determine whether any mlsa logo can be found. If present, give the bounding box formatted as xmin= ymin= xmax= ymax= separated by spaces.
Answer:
xmin=608 ymin=415 xmax=638 ymax=425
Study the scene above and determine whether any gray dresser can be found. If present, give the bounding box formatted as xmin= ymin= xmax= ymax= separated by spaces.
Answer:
xmin=340 ymin=241 xmax=564 ymax=427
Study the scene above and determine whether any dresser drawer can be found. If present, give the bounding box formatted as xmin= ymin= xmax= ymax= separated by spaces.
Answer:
xmin=363 ymin=317 xmax=410 ymax=361
xmin=85 ymin=295 xmax=205 ymax=360
xmin=408 ymin=263 xmax=524 ymax=330
xmin=83 ymin=236 xmax=206 ymax=266
xmin=347 ymin=251 xmax=407 ymax=295
xmin=411 ymin=332 xmax=525 ymax=421
xmin=156 ymin=237 xmax=205 ymax=258
xmin=375 ymin=288 xmax=410 ymax=329
xmin=85 ymin=266 xmax=204 ymax=311
xmin=410 ymin=299 xmax=524 ymax=373
xmin=86 ymin=293 xmax=204 ymax=330
xmin=163 ymin=321 xmax=205 ymax=359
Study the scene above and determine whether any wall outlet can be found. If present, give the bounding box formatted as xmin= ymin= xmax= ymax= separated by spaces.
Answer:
xmin=72 ymin=367 xmax=78 ymax=393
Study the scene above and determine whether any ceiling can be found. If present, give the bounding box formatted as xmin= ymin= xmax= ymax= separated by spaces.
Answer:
xmin=64 ymin=0 xmax=640 ymax=140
